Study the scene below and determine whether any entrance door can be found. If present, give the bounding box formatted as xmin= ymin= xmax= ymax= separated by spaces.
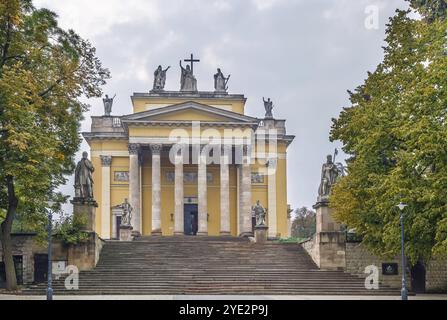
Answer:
xmin=34 ymin=254 xmax=48 ymax=283
xmin=116 ymin=216 xmax=122 ymax=240
xmin=411 ymin=261 xmax=426 ymax=293
xmin=184 ymin=204 xmax=198 ymax=236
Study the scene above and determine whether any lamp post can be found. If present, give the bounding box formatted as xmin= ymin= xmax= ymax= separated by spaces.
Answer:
xmin=397 ymin=202 xmax=408 ymax=301
xmin=46 ymin=201 xmax=54 ymax=301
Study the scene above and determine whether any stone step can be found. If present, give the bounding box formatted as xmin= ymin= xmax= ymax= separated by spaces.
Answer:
xmin=24 ymin=239 xmax=400 ymax=296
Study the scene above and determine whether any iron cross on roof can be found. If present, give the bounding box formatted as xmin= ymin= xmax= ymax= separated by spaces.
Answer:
xmin=184 ymin=53 xmax=200 ymax=74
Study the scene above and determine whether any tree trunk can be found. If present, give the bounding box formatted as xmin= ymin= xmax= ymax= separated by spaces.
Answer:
xmin=0 ymin=176 xmax=18 ymax=291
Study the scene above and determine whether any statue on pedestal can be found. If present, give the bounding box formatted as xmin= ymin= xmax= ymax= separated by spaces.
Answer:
xmin=118 ymin=199 xmax=133 ymax=227
xmin=263 ymin=97 xmax=274 ymax=118
xmin=74 ymin=152 xmax=95 ymax=200
xmin=103 ymin=94 xmax=116 ymax=116
xmin=252 ymin=200 xmax=267 ymax=226
xmin=214 ymin=68 xmax=230 ymax=92
xmin=153 ymin=65 xmax=170 ymax=91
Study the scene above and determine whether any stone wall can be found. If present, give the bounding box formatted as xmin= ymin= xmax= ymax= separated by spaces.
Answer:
xmin=345 ymin=242 xmax=402 ymax=289
xmin=67 ymin=232 xmax=104 ymax=271
xmin=0 ymin=234 xmax=37 ymax=285
xmin=344 ymin=242 xmax=447 ymax=292
xmin=1 ymin=232 xmax=104 ymax=287
xmin=426 ymin=259 xmax=447 ymax=292
xmin=301 ymin=236 xmax=317 ymax=265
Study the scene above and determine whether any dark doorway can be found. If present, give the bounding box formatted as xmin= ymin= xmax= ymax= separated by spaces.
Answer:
xmin=0 ymin=255 xmax=23 ymax=287
xmin=411 ymin=261 xmax=426 ymax=294
xmin=13 ymin=256 xmax=23 ymax=285
xmin=184 ymin=204 xmax=198 ymax=236
xmin=34 ymin=254 xmax=48 ymax=284
xmin=116 ymin=216 xmax=122 ymax=240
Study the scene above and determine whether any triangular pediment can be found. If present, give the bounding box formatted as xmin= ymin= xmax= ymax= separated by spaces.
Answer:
xmin=122 ymin=101 xmax=258 ymax=124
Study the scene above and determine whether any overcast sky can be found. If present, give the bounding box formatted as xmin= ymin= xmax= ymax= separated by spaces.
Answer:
xmin=34 ymin=0 xmax=409 ymax=213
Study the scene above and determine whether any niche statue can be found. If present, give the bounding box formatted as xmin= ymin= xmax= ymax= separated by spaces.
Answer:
xmin=118 ymin=199 xmax=133 ymax=227
xmin=252 ymin=200 xmax=267 ymax=226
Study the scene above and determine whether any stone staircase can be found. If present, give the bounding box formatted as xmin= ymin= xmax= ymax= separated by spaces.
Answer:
xmin=24 ymin=237 xmax=399 ymax=296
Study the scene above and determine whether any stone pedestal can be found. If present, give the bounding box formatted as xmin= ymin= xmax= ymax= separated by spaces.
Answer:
xmin=315 ymin=200 xmax=341 ymax=233
xmin=71 ymin=198 xmax=98 ymax=232
xmin=309 ymin=201 xmax=345 ymax=270
xmin=254 ymin=225 xmax=269 ymax=244
xmin=120 ymin=225 xmax=133 ymax=242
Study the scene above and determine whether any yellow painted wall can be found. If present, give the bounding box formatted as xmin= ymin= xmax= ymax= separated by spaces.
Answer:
xmin=150 ymin=109 xmax=233 ymax=122
xmin=129 ymin=126 xmax=254 ymax=140
xmin=90 ymin=140 xmax=129 ymax=152
xmin=132 ymin=97 xmax=246 ymax=114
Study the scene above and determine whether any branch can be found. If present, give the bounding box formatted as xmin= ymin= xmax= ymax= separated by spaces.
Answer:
xmin=38 ymin=60 xmax=86 ymax=99
xmin=38 ymin=78 xmax=64 ymax=98
xmin=0 ymin=18 xmax=13 ymax=72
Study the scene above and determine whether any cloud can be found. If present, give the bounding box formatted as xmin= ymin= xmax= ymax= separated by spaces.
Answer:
xmin=252 ymin=0 xmax=286 ymax=11
xmin=34 ymin=0 xmax=161 ymax=39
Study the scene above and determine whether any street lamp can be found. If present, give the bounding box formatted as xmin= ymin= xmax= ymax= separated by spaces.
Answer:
xmin=397 ymin=202 xmax=408 ymax=301
xmin=46 ymin=201 xmax=55 ymax=301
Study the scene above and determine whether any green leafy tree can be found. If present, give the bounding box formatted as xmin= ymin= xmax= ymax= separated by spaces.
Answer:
xmin=291 ymin=207 xmax=316 ymax=239
xmin=0 ymin=0 xmax=109 ymax=291
xmin=408 ymin=0 xmax=446 ymax=21
xmin=53 ymin=212 xmax=89 ymax=245
xmin=330 ymin=4 xmax=447 ymax=264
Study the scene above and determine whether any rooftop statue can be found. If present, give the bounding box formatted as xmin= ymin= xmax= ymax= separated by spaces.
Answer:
xmin=153 ymin=65 xmax=170 ymax=91
xmin=75 ymin=152 xmax=95 ymax=199
xmin=103 ymin=94 xmax=116 ymax=116
xmin=263 ymin=97 xmax=274 ymax=119
xmin=214 ymin=68 xmax=230 ymax=93
xmin=180 ymin=60 xmax=198 ymax=92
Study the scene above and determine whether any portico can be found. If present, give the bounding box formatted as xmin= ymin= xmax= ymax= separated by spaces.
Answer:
xmin=122 ymin=141 xmax=255 ymax=237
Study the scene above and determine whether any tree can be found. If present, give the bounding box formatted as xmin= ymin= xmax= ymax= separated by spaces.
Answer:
xmin=291 ymin=207 xmax=316 ymax=239
xmin=0 ymin=0 xmax=109 ymax=291
xmin=330 ymin=4 xmax=447 ymax=264
xmin=408 ymin=0 xmax=447 ymax=21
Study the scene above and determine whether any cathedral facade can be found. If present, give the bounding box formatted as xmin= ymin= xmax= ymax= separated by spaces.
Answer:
xmin=83 ymin=59 xmax=295 ymax=239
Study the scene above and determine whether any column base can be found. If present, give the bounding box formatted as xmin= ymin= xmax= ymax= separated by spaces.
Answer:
xmin=151 ymin=230 xmax=162 ymax=236
xmin=197 ymin=232 xmax=208 ymax=237
xmin=220 ymin=231 xmax=231 ymax=236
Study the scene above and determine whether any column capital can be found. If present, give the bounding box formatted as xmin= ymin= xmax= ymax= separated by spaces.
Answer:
xmin=128 ymin=143 xmax=140 ymax=155
xmin=100 ymin=155 xmax=112 ymax=167
xmin=150 ymin=144 xmax=162 ymax=155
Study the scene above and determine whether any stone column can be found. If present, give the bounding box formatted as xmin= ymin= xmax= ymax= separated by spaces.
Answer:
xmin=197 ymin=148 xmax=208 ymax=236
xmin=151 ymin=144 xmax=162 ymax=235
xmin=239 ymin=146 xmax=253 ymax=237
xmin=220 ymin=147 xmax=231 ymax=235
xmin=128 ymin=144 xmax=141 ymax=235
xmin=174 ymin=153 xmax=184 ymax=235
xmin=267 ymin=159 xmax=278 ymax=238
xmin=100 ymin=156 xmax=112 ymax=239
